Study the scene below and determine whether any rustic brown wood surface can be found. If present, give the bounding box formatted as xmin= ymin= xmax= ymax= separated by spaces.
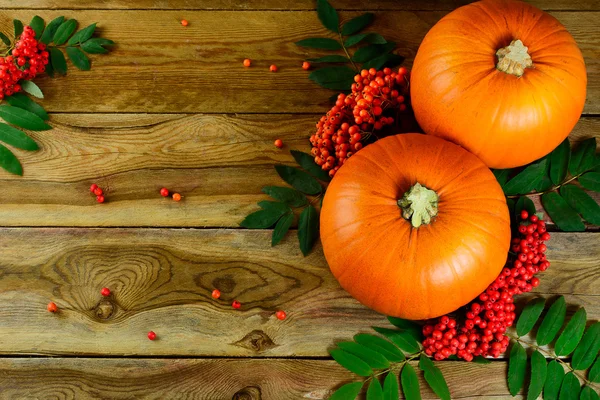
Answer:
xmin=0 ymin=9 xmax=599 ymax=114
xmin=0 ymin=0 xmax=598 ymax=399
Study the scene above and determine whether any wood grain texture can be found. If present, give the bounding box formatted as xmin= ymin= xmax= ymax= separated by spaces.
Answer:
xmin=0 ymin=114 xmax=597 ymax=227
xmin=0 ymin=228 xmax=597 ymax=357
xmin=0 ymin=357 xmax=539 ymax=400
xmin=3 ymin=0 xmax=600 ymax=10
xmin=0 ymin=10 xmax=598 ymax=113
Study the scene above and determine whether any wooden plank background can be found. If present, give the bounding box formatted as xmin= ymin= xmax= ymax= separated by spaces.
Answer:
xmin=0 ymin=0 xmax=598 ymax=398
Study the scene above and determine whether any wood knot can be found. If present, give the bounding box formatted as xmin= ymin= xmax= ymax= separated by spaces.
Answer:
xmin=213 ymin=276 xmax=236 ymax=293
xmin=95 ymin=300 xmax=115 ymax=320
xmin=233 ymin=330 xmax=277 ymax=353
xmin=233 ymin=386 xmax=262 ymax=400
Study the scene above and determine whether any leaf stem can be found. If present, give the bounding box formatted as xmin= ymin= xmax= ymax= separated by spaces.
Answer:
xmin=339 ymin=32 xmax=358 ymax=72
xmin=506 ymin=173 xmax=585 ymax=199
xmin=507 ymin=333 xmax=598 ymax=389
xmin=363 ymin=351 xmax=424 ymax=384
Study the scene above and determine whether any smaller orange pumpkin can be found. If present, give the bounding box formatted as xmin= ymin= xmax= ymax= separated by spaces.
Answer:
xmin=320 ymin=134 xmax=511 ymax=320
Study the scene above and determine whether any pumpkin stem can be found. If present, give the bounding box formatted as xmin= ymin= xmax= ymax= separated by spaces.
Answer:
xmin=496 ymin=39 xmax=533 ymax=77
xmin=397 ymin=182 xmax=439 ymax=228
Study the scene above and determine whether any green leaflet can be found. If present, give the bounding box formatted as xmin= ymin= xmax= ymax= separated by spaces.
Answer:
xmin=569 ymin=138 xmax=597 ymax=176
xmin=14 ymin=19 xmax=23 ymax=37
xmin=66 ymin=46 xmax=91 ymax=71
xmin=274 ymin=165 xmax=322 ymax=195
xmin=503 ymin=158 xmax=548 ymax=195
xmin=5 ymin=93 xmax=49 ymax=121
xmin=240 ymin=202 xmax=289 ymax=229
xmin=298 ymin=205 xmax=319 ymax=256
xmin=81 ymin=38 xmax=115 ymax=54
xmin=68 ymin=23 xmax=97 ymax=45
xmin=341 ymin=13 xmax=374 ymax=35
xmin=0 ymin=105 xmax=51 ymax=131
xmin=527 ymin=350 xmax=547 ymax=400
xmin=382 ymin=372 xmax=399 ymax=400
xmin=372 ymin=327 xmax=420 ymax=354
xmin=53 ymin=19 xmax=78 ymax=45
xmin=272 ymin=213 xmax=293 ymax=246
xmin=400 ymin=364 xmax=421 ymax=400
xmin=295 ymin=38 xmax=342 ymax=50
xmin=555 ymin=308 xmax=587 ymax=356
xmin=366 ymin=378 xmax=383 ymax=400
xmin=309 ymin=66 xmax=356 ymax=91
xmin=580 ymin=386 xmax=599 ymax=400
xmin=29 ymin=16 xmax=45 ymax=39
xmin=508 ymin=341 xmax=527 ymax=396
xmin=0 ymin=143 xmax=23 ymax=175
xmin=419 ymin=354 xmax=450 ymax=400
xmin=344 ymin=32 xmax=386 ymax=47
xmin=362 ymin=54 xmax=404 ymax=71
xmin=307 ymin=55 xmax=349 ymax=63
xmin=50 ymin=47 xmax=68 ymax=75
xmin=316 ymin=0 xmax=339 ymax=33
xmin=329 ymin=382 xmax=363 ymax=400
xmin=558 ymin=372 xmax=581 ymax=399
xmin=0 ymin=123 xmax=39 ymax=151
xmin=291 ymin=150 xmax=331 ymax=181
xmin=516 ymin=297 xmax=546 ymax=336
xmin=0 ymin=32 xmax=11 ymax=46
xmin=492 ymin=168 xmax=511 ymax=187
xmin=354 ymin=334 xmax=405 ymax=362
xmin=579 ymin=172 xmax=600 ymax=192
xmin=537 ymin=296 xmax=567 ymax=346
xmin=262 ymin=186 xmax=307 ymax=207
xmin=571 ymin=322 xmax=600 ymax=370
xmin=337 ymin=341 xmax=390 ymax=369
xmin=550 ymin=138 xmax=570 ymax=185
xmin=590 ymin=356 xmax=600 ymax=383
xmin=352 ymin=42 xmax=396 ymax=63
xmin=541 ymin=192 xmax=585 ymax=232
xmin=329 ymin=348 xmax=372 ymax=377
xmin=560 ymin=184 xmax=600 ymax=225
xmin=20 ymin=80 xmax=44 ymax=99
xmin=40 ymin=16 xmax=65 ymax=44
xmin=544 ymin=360 xmax=565 ymax=400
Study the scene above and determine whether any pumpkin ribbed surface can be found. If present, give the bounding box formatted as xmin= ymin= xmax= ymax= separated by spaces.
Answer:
xmin=320 ymin=134 xmax=511 ymax=319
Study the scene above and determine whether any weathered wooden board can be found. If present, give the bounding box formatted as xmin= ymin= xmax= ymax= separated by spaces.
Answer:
xmin=0 ymin=10 xmax=598 ymax=113
xmin=0 ymin=228 xmax=597 ymax=356
xmin=0 ymin=114 xmax=597 ymax=227
xmin=1 ymin=357 xmax=596 ymax=400
xmin=4 ymin=0 xmax=600 ymax=11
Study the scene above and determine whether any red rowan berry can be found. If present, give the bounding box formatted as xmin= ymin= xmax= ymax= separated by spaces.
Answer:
xmin=243 ymin=59 xmax=251 ymax=67
xmin=172 ymin=193 xmax=182 ymax=202
xmin=211 ymin=289 xmax=221 ymax=299
xmin=101 ymin=287 xmax=111 ymax=297
xmin=275 ymin=310 xmax=287 ymax=320
xmin=274 ymin=139 xmax=283 ymax=148
xmin=148 ymin=331 xmax=157 ymax=340
xmin=160 ymin=188 xmax=169 ymax=197
xmin=302 ymin=61 xmax=311 ymax=70
xmin=47 ymin=302 xmax=58 ymax=313
xmin=180 ymin=19 xmax=189 ymax=26
xmin=232 ymin=300 xmax=241 ymax=309
xmin=269 ymin=64 xmax=278 ymax=72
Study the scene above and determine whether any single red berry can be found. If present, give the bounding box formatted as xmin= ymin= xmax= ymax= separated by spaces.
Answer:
xmin=302 ymin=61 xmax=311 ymax=70
xmin=211 ymin=289 xmax=221 ymax=299
xmin=180 ymin=19 xmax=189 ymax=26
xmin=96 ymin=195 xmax=105 ymax=203
xmin=172 ymin=193 xmax=182 ymax=202
xmin=398 ymin=67 xmax=408 ymax=75
xmin=269 ymin=64 xmax=278 ymax=72
xmin=232 ymin=300 xmax=241 ymax=309
xmin=275 ymin=310 xmax=287 ymax=320
xmin=147 ymin=331 xmax=157 ymax=340
xmin=101 ymin=287 xmax=111 ymax=297
xmin=243 ymin=58 xmax=251 ymax=67
xmin=520 ymin=210 xmax=529 ymax=220
xmin=94 ymin=187 xmax=103 ymax=196
xmin=90 ymin=183 xmax=98 ymax=192
xmin=47 ymin=302 xmax=58 ymax=313
xmin=274 ymin=139 xmax=283 ymax=148
xmin=160 ymin=188 xmax=169 ymax=197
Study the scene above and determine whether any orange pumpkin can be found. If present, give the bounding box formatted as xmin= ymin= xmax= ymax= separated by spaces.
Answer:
xmin=320 ymin=134 xmax=511 ymax=320
xmin=411 ymin=0 xmax=587 ymax=169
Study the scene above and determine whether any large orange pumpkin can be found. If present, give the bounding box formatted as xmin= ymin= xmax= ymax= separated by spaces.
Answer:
xmin=320 ymin=134 xmax=511 ymax=319
xmin=411 ymin=0 xmax=587 ymax=169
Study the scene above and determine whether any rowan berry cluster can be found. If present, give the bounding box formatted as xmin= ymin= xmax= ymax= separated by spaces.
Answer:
xmin=310 ymin=66 xmax=410 ymax=177
xmin=0 ymin=26 xmax=49 ymax=99
xmin=422 ymin=211 xmax=551 ymax=361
